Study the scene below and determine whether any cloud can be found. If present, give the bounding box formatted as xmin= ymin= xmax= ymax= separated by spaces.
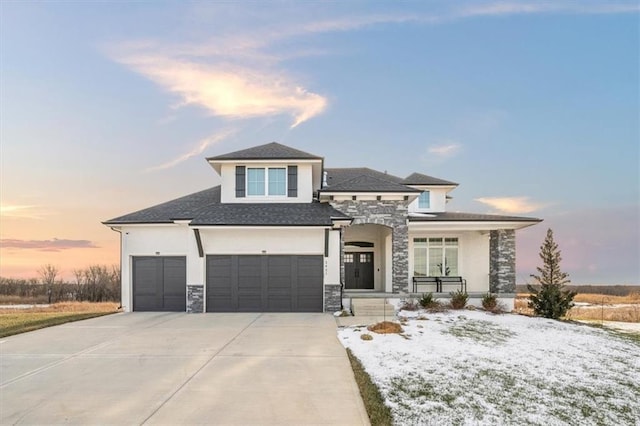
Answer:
xmin=109 ymin=35 xmax=329 ymax=128
xmin=454 ymin=1 xmax=639 ymax=18
xmin=475 ymin=196 xmax=546 ymax=214
xmin=114 ymin=54 xmax=328 ymax=128
xmin=428 ymin=143 xmax=462 ymax=158
xmin=0 ymin=205 xmax=49 ymax=220
xmin=0 ymin=238 xmax=99 ymax=252
xmin=107 ymin=2 xmax=636 ymax=128
xmin=145 ymin=128 xmax=236 ymax=172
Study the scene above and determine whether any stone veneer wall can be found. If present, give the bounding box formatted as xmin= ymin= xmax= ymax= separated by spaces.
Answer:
xmin=324 ymin=284 xmax=342 ymax=312
xmin=489 ymin=229 xmax=516 ymax=293
xmin=329 ymin=200 xmax=409 ymax=293
xmin=187 ymin=285 xmax=204 ymax=313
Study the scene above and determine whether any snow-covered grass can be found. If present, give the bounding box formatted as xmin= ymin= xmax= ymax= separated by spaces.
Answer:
xmin=338 ymin=310 xmax=640 ymax=426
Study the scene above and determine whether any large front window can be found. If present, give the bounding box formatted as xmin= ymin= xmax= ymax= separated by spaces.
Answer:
xmin=413 ymin=237 xmax=458 ymax=276
xmin=247 ymin=167 xmax=286 ymax=196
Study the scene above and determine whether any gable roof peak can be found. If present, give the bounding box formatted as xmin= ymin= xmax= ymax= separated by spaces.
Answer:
xmin=322 ymin=173 xmax=420 ymax=193
xmin=402 ymin=172 xmax=458 ymax=186
xmin=206 ymin=141 xmax=323 ymax=161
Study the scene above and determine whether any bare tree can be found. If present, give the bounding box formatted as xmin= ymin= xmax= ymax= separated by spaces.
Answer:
xmin=38 ymin=264 xmax=59 ymax=286
xmin=38 ymin=264 xmax=59 ymax=303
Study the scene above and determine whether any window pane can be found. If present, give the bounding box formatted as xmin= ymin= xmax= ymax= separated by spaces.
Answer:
xmin=414 ymin=247 xmax=427 ymax=276
xmin=414 ymin=238 xmax=427 ymax=246
xmin=418 ymin=191 xmax=430 ymax=209
xmin=268 ymin=168 xmax=286 ymax=196
xmin=444 ymin=247 xmax=458 ymax=275
xmin=429 ymin=247 xmax=443 ymax=276
xmin=429 ymin=238 xmax=442 ymax=246
xmin=247 ymin=168 xmax=265 ymax=196
xmin=445 ymin=238 xmax=458 ymax=246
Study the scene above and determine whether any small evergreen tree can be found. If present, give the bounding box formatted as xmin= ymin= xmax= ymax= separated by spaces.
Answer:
xmin=527 ymin=228 xmax=576 ymax=319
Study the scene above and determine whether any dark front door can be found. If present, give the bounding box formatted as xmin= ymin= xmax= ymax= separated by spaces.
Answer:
xmin=344 ymin=252 xmax=374 ymax=290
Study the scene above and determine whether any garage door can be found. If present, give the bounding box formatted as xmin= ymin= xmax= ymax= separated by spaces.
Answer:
xmin=132 ymin=256 xmax=186 ymax=311
xmin=206 ymin=255 xmax=323 ymax=312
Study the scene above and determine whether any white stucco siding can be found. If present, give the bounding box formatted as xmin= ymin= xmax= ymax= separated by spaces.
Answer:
xmin=325 ymin=230 xmax=341 ymax=285
xmin=219 ymin=162 xmax=314 ymax=203
xmin=408 ymin=231 xmax=490 ymax=293
xmin=459 ymin=232 xmax=490 ymax=292
xmin=199 ymin=227 xmax=324 ymax=254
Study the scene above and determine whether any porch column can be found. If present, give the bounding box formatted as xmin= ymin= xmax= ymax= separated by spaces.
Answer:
xmin=339 ymin=227 xmax=345 ymax=285
xmin=392 ymin=222 xmax=409 ymax=293
xmin=489 ymin=229 xmax=516 ymax=293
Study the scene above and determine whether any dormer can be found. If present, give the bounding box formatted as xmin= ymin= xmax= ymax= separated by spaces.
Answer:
xmin=207 ymin=142 xmax=324 ymax=203
xmin=402 ymin=173 xmax=458 ymax=213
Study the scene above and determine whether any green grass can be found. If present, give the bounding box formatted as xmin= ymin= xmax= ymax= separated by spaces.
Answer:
xmin=0 ymin=311 xmax=115 ymax=338
xmin=346 ymin=348 xmax=394 ymax=426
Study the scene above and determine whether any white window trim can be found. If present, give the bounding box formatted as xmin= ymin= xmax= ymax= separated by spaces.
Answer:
xmin=246 ymin=167 xmax=287 ymax=197
xmin=413 ymin=237 xmax=459 ymax=277
xmin=418 ymin=191 xmax=430 ymax=210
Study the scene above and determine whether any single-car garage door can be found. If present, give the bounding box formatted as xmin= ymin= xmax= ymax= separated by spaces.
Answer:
xmin=206 ymin=255 xmax=323 ymax=312
xmin=133 ymin=256 xmax=186 ymax=311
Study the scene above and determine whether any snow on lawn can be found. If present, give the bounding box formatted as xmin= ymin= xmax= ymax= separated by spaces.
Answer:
xmin=338 ymin=310 xmax=640 ymax=426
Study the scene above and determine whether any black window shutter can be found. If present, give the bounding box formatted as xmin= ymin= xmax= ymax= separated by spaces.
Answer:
xmin=236 ymin=166 xmax=246 ymax=198
xmin=287 ymin=166 xmax=298 ymax=197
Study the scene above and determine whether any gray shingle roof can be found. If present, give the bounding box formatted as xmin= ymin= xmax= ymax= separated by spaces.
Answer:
xmin=322 ymin=168 xmax=419 ymax=192
xmin=408 ymin=212 xmax=542 ymax=222
xmin=321 ymin=174 xmax=420 ymax=193
xmin=402 ymin=172 xmax=458 ymax=186
xmin=325 ymin=168 xmax=404 ymax=185
xmin=190 ymin=202 xmax=349 ymax=226
xmin=103 ymin=186 xmax=349 ymax=226
xmin=206 ymin=142 xmax=322 ymax=161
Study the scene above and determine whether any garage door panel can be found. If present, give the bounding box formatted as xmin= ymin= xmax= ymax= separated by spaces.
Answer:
xmin=268 ymin=297 xmax=292 ymax=312
xmin=206 ymin=255 xmax=322 ymax=312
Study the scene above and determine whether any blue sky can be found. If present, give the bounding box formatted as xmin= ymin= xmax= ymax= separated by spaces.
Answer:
xmin=1 ymin=1 xmax=638 ymax=284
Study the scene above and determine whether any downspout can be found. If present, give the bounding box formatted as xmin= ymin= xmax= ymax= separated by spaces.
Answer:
xmin=109 ymin=227 xmax=123 ymax=310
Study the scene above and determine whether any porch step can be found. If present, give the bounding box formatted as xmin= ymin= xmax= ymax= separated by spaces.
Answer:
xmin=351 ymin=298 xmax=396 ymax=316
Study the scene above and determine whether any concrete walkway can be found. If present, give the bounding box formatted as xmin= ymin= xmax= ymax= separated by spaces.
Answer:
xmin=0 ymin=313 xmax=369 ymax=425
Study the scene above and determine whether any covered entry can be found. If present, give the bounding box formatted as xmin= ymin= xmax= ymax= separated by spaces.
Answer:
xmin=343 ymin=223 xmax=392 ymax=292
xmin=132 ymin=256 xmax=186 ymax=311
xmin=206 ymin=255 xmax=323 ymax=312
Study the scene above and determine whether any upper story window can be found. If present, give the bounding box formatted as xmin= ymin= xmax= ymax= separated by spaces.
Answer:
xmin=268 ymin=168 xmax=286 ymax=195
xmin=418 ymin=191 xmax=430 ymax=209
xmin=247 ymin=167 xmax=286 ymax=196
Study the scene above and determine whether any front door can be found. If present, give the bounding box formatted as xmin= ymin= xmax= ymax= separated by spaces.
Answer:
xmin=344 ymin=252 xmax=374 ymax=290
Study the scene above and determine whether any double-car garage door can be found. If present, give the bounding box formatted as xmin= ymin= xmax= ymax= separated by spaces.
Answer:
xmin=132 ymin=255 xmax=323 ymax=312
xmin=206 ymin=255 xmax=323 ymax=312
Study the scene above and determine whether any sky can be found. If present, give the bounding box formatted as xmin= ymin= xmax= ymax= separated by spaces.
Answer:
xmin=1 ymin=1 xmax=638 ymax=285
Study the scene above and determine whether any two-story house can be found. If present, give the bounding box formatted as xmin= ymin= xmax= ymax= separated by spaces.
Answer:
xmin=104 ymin=142 xmax=541 ymax=313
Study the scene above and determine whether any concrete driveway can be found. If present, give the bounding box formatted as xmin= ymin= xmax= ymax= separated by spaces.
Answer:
xmin=0 ymin=313 xmax=369 ymax=425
